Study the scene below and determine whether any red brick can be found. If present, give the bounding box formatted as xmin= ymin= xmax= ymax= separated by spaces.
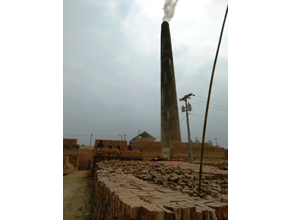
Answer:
xmin=140 ymin=204 xmax=158 ymax=220
xmin=156 ymin=204 xmax=175 ymax=220
xmin=206 ymin=203 xmax=224 ymax=220
xmin=164 ymin=205 xmax=182 ymax=220
xmin=222 ymin=205 xmax=228 ymax=219
xmin=129 ymin=205 xmax=140 ymax=220
xmin=148 ymin=204 xmax=165 ymax=220
xmin=181 ymin=206 xmax=190 ymax=220
xmin=195 ymin=207 xmax=203 ymax=220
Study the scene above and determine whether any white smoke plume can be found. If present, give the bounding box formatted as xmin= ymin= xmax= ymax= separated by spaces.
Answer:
xmin=162 ymin=0 xmax=179 ymax=22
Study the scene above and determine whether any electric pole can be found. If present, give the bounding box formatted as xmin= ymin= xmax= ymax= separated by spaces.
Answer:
xmin=90 ymin=133 xmax=92 ymax=146
xmin=179 ymin=93 xmax=195 ymax=161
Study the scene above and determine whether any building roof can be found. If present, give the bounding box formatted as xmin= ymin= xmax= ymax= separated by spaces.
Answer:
xmin=130 ymin=131 xmax=156 ymax=142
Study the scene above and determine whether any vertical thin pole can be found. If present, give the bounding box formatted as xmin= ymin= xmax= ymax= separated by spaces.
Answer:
xmin=179 ymin=93 xmax=195 ymax=161
xmin=90 ymin=133 xmax=92 ymax=146
xmin=198 ymin=5 xmax=228 ymax=193
xmin=185 ymin=99 xmax=193 ymax=161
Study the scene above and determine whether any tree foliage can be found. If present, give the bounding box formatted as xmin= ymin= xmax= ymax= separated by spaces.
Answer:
xmin=207 ymin=140 xmax=214 ymax=146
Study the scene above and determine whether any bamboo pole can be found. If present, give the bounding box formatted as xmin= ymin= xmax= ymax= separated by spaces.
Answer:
xmin=198 ymin=5 xmax=228 ymax=193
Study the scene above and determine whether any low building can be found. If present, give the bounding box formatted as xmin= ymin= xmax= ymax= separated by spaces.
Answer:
xmin=129 ymin=131 xmax=156 ymax=144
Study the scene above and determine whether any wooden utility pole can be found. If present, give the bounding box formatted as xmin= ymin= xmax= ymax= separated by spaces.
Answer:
xmin=179 ymin=93 xmax=195 ymax=161
xmin=198 ymin=5 xmax=228 ymax=193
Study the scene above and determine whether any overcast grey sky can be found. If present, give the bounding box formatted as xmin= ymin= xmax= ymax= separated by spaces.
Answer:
xmin=63 ymin=0 xmax=228 ymax=148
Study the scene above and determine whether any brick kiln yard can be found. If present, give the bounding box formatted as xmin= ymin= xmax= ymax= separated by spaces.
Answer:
xmin=90 ymin=160 xmax=228 ymax=220
xmin=63 ymin=139 xmax=228 ymax=220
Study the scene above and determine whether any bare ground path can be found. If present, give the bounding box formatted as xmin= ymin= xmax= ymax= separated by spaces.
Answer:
xmin=63 ymin=170 xmax=94 ymax=220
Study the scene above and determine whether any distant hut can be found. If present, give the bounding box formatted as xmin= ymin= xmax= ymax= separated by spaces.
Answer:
xmin=129 ymin=131 xmax=156 ymax=144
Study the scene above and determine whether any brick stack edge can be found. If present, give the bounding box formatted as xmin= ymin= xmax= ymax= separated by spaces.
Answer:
xmin=92 ymin=140 xmax=227 ymax=161
xmin=94 ymin=140 xmax=128 ymax=149
xmin=63 ymin=138 xmax=77 ymax=146
xmin=171 ymin=143 xmax=227 ymax=161
xmin=133 ymin=141 xmax=163 ymax=161
xmin=93 ymin=162 xmax=228 ymax=220
xmin=95 ymin=148 xmax=143 ymax=159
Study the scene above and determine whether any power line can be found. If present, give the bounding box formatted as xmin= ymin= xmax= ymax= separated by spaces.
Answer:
xmin=92 ymin=134 xmax=120 ymax=137
xmin=180 ymin=115 xmax=186 ymax=123
xmin=195 ymin=95 xmax=228 ymax=106
xmin=189 ymin=113 xmax=228 ymax=123
xmin=190 ymin=99 xmax=228 ymax=109
xmin=189 ymin=101 xmax=228 ymax=112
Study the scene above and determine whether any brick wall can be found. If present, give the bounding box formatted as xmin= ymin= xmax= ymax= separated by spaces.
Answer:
xmin=94 ymin=140 xmax=127 ymax=149
xmin=63 ymin=139 xmax=80 ymax=168
xmin=132 ymin=141 xmax=163 ymax=161
xmin=132 ymin=137 xmax=156 ymax=142
xmin=170 ymin=142 xmax=227 ymax=161
xmin=63 ymin=138 xmax=77 ymax=146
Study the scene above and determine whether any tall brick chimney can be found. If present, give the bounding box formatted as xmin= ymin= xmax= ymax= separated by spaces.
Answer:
xmin=161 ymin=21 xmax=181 ymax=149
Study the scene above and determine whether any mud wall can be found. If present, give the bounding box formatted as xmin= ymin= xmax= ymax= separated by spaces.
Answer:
xmin=78 ymin=146 xmax=95 ymax=170
xmin=132 ymin=141 xmax=163 ymax=161
xmin=170 ymin=143 xmax=227 ymax=161
xmin=63 ymin=139 xmax=80 ymax=168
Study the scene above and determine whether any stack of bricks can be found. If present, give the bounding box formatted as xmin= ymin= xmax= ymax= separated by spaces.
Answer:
xmin=192 ymin=161 xmax=228 ymax=170
xmin=63 ymin=138 xmax=77 ymax=146
xmin=132 ymin=141 xmax=163 ymax=161
xmin=93 ymin=171 xmax=227 ymax=220
xmin=96 ymin=148 xmax=120 ymax=157
xmin=93 ymin=161 xmax=228 ymax=220
xmin=122 ymin=150 xmax=142 ymax=158
xmin=97 ymin=161 xmax=228 ymax=203
xmin=170 ymin=143 xmax=227 ymax=161
xmin=95 ymin=148 xmax=143 ymax=159
xmin=94 ymin=140 xmax=128 ymax=149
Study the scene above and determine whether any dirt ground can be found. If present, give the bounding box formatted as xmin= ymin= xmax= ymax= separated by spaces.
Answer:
xmin=63 ymin=170 xmax=94 ymax=220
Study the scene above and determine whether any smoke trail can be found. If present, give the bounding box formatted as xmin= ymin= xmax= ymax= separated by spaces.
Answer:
xmin=162 ymin=0 xmax=179 ymax=22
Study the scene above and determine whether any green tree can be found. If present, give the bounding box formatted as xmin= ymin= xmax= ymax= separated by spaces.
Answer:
xmin=207 ymin=140 xmax=214 ymax=146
